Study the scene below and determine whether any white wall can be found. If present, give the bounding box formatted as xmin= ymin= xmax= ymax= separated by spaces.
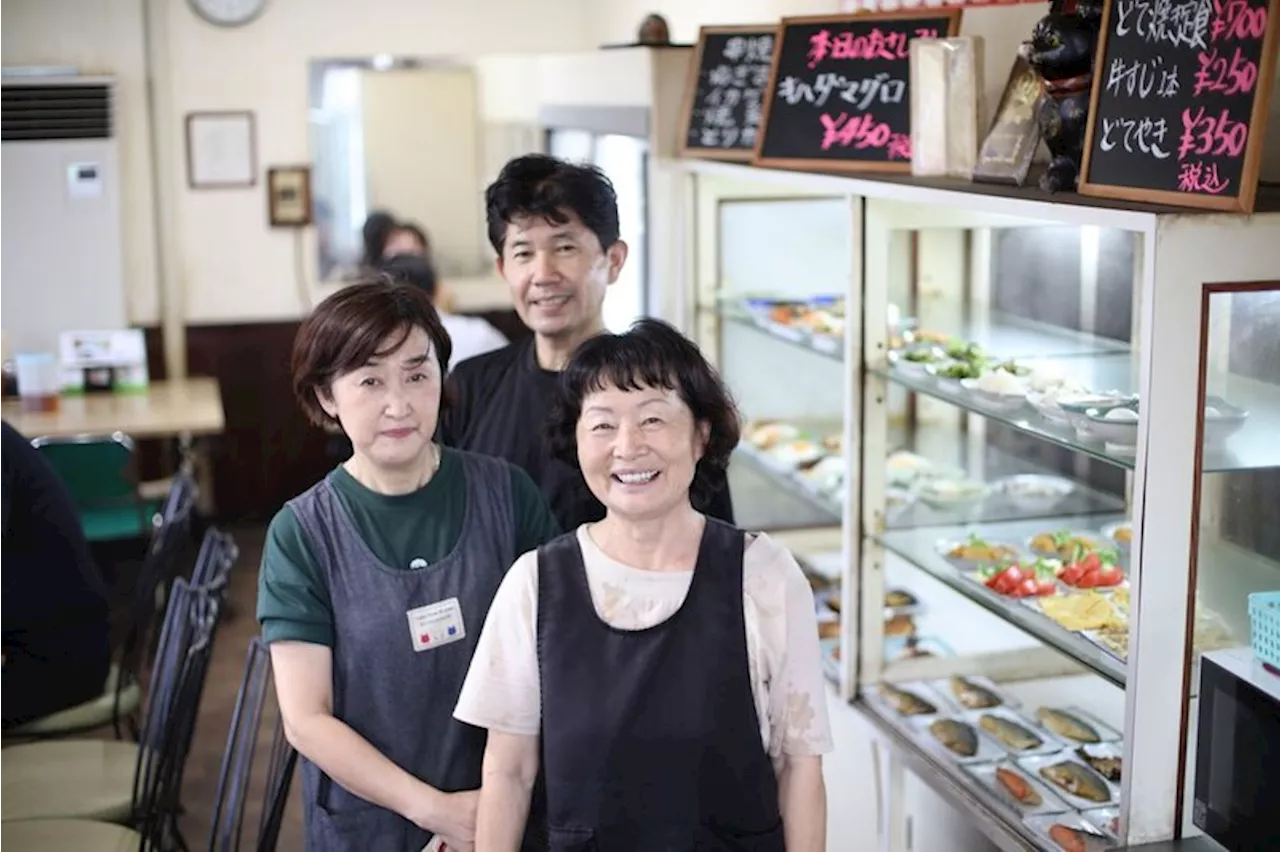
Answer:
xmin=160 ymin=0 xmax=589 ymax=323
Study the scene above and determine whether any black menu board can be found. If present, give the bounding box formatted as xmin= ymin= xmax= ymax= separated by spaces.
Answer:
xmin=680 ymin=25 xmax=778 ymax=161
xmin=1079 ymin=0 xmax=1279 ymax=212
xmin=754 ymin=10 xmax=962 ymax=172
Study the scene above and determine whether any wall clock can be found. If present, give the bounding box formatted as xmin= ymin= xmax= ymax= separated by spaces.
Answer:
xmin=188 ymin=0 xmax=268 ymax=28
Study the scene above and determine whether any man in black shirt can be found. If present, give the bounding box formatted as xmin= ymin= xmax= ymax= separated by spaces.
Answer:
xmin=2 ymin=421 xmax=111 ymax=727
xmin=441 ymin=154 xmax=734 ymax=530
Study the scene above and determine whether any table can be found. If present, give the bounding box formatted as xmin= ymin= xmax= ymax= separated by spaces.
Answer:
xmin=1 ymin=377 xmax=225 ymax=440
xmin=2 ymin=377 xmax=226 ymax=515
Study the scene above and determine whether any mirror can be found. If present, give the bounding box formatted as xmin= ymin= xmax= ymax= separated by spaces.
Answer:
xmin=308 ymin=55 xmax=540 ymax=283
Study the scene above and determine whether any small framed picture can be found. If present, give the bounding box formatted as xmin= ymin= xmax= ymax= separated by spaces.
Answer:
xmin=185 ymin=111 xmax=256 ymax=189
xmin=973 ymin=57 xmax=1043 ymax=187
xmin=267 ymin=166 xmax=313 ymax=227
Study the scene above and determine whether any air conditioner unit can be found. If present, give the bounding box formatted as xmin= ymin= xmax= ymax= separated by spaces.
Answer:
xmin=2 ymin=75 xmax=126 ymax=355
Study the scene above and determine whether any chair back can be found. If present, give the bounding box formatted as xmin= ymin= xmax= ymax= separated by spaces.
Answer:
xmin=33 ymin=432 xmax=149 ymax=540
xmin=113 ymin=472 xmax=199 ymax=737
xmin=131 ymin=577 xmax=222 ymax=850
xmin=191 ymin=527 xmax=239 ymax=601
xmin=208 ymin=639 xmax=297 ymax=852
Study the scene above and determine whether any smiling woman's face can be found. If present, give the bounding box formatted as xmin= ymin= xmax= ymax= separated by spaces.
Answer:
xmin=575 ymin=381 xmax=708 ymax=522
xmin=319 ymin=325 xmax=441 ymax=471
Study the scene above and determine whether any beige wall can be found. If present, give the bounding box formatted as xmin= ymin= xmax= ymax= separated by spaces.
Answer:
xmin=3 ymin=0 xmax=590 ymax=327
xmin=360 ymin=68 xmax=485 ymax=276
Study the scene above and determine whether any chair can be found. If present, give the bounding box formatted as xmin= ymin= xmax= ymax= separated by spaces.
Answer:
xmin=190 ymin=527 xmax=239 ymax=602
xmin=5 ymin=472 xmax=199 ymax=740
xmin=32 ymin=432 xmax=160 ymax=543
xmin=208 ymin=639 xmax=297 ymax=852
xmin=1 ymin=579 xmax=222 ymax=852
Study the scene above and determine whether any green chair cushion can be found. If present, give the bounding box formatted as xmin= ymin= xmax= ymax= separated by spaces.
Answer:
xmin=1 ymin=740 xmax=140 ymax=823
xmin=2 ymin=818 xmax=142 ymax=851
xmin=80 ymin=500 xmax=160 ymax=542
xmin=5 ymin=666 xmax=140 ymax=736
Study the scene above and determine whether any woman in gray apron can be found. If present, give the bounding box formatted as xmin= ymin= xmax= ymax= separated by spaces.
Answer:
xmin=454 ymin=319 xmax=832 ymax=851
xmin=257 ymin=279 xmax=560 ymax=851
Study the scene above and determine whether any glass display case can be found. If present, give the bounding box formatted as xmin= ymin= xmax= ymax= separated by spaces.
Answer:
xmin=677 ymin=157 xmax=1280 ymax=851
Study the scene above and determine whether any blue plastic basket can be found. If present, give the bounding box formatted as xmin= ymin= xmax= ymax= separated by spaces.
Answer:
xmin=1247 ymin=590 xmax=1280 ymax=671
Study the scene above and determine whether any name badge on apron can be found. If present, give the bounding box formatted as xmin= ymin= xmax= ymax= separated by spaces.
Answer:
xmin=406 ymin=598 xmax=466 ymax=652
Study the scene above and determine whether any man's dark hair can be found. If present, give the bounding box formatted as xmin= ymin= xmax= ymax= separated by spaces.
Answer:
xmin=545 ymin=319 xmax=740 ymax=507
xmin=380 ymin=254 xmax=438 ymax=301
xmin=485 ymin=154 xmax=620 ymax=255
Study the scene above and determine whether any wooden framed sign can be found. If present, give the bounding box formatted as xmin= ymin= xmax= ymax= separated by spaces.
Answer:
xmin=753 ymin=9 xmax=963 ymax=172
xmin=679 ymin=24 xmax=779 ymax=161
xmin=1078 ymin=0 xmax=1280 ymax=212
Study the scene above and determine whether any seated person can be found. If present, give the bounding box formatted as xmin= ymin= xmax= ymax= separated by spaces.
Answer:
xmin=381 ymin=253 xmax=509 ymax=369
xmin=2 ymin=421 xmax=111 ymax=727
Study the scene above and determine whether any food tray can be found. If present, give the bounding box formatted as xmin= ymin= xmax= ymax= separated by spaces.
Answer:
xmin=1082 ymin=628 xmax=1128 ymax=663
xmin=961 ymin=567 xmax=1065 ymax=602
xmin=884 ymin=587 xmax=924 ymax=617
xmin=1099 ymin=520 xmax=1132 ymax=552
xmin=960 ymin=706 xmax=1066 ymax=758
xmin=1029 ymin=705 xmax=1123 ymax=744
xmin=936 ymin=537 xmax=1023 ymax=571
xmin=907 ymin=713 xmax=1009 ymax=765
xmin=928 ymin=675 xmax=1022 ymax=711
xmin=1023 ymin=811 xmax=1120 ymax=850
xmin=864 ymin=680 xmax=958 ymax=721
xmin=962 ymin=760 xmax=1071 ymax=817
xmin=1017 ymin=750 xmax=1121 ymax=810
xmin=1027 ymin=530 xmax=1106 ymax=560
xmin=884 ymin=634 xmax=953 ymax=662
xmin=1071 ymin=742 xmax=1124 ymax=786
xmin=1080 ymin=806 xmax=1121 ymax=838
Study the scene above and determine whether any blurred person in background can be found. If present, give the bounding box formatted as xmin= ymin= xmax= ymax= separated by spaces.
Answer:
xmin=381 ymin=254 xmax=508 ymax=368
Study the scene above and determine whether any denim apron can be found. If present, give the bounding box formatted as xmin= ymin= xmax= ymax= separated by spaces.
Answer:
xmin=289 ymin=451 xmax=516 ymax=851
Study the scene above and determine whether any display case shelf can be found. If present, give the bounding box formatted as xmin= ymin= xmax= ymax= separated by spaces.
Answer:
xmin=876 ymin=516 xmax=1130 ymax=687
xmin=885 ymin=424 xmax=1127 ymax=530
xmin=718 ymin=300 xmax=844 ymax=361
xmin=877 ymin=357 xmax=1280 ymax=474
xmin=733 ymin=443 xmax=841 ymax=524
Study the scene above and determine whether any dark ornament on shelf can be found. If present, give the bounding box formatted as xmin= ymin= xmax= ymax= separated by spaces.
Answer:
xmin=637 ymin=13 xmax=672 ymax=46
xmin=1020 ymin=0 xmax=1104 ymax=193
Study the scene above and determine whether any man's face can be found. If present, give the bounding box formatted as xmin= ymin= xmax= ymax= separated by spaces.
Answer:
xmin=495 ymin=210 xmax=627 ymax=340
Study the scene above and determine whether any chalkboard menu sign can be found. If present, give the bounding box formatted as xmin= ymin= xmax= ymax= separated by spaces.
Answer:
xmin=1079 ymin=0 xmax=1279 ymax=212
xmin=680 ymin=25 xmax=779 ymax=161
xmin=754 ymin=10 xmax=963 ymax=172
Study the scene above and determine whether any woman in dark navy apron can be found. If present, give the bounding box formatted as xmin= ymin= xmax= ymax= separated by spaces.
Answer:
xmin=257 ymin=280 xmax=559 ymax=851
xmin=455 ymin=319 xmax=832 ymax=851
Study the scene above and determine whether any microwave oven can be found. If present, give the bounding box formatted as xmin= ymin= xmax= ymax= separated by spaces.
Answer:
xmin=1192 ymin=647 xmax=1280 ymax=851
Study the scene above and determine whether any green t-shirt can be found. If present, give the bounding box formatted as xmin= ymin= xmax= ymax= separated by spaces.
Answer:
xmin=256 ymin=447 xmax=560 ymax=646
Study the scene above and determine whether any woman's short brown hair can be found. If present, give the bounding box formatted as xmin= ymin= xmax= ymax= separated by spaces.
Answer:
xmin=291 ymin=277 xmax=453 ymax=430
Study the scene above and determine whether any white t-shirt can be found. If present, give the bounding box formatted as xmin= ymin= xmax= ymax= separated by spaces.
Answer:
xmin=454 ymin=525 xmax=835 ymax=758
xmin=440 ymin=312 xmax=508 ymax=368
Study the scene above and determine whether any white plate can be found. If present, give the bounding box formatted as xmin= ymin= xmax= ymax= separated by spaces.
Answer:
xmin=1080 ymin=807 xmax=1122 ymax=839
xmin=1026 ymin=390 xmax=1073 ymax=425
xmin=962 ymin=761 xmax=1072 ymax=817
xmin=928 ymin=675 xmax=1022 ymax=711
xmin=1029 ymin=705 xmax=1123 ymax=744
xmin=961 ymin=377 xmax=1028 ymax=412
xmin=918 ymin=479 xmax=987 ymax=509
xmin=961 ymin=706 xmax=1067 ymax=758
xmin=1100 ymin=520 xmax=1132 ymax=551
xmin=936 ymin=537 xmax=1022 ymax=570
xmin=1017 ymin=751 xmax=1119 ymax=810
xmin=907 ymin=714 xmax=1009 ymax=765
xmin=991 ymin=474 xmax=1075 ymax=513
xmin=1023 ymin=811 xmax=1119 ymax=850
xmin=864 ymin=680 xmax=959 ymax=720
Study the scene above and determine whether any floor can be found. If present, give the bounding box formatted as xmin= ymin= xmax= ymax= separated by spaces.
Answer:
xmin=175 ymin=522 xmax=306 ymax=850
